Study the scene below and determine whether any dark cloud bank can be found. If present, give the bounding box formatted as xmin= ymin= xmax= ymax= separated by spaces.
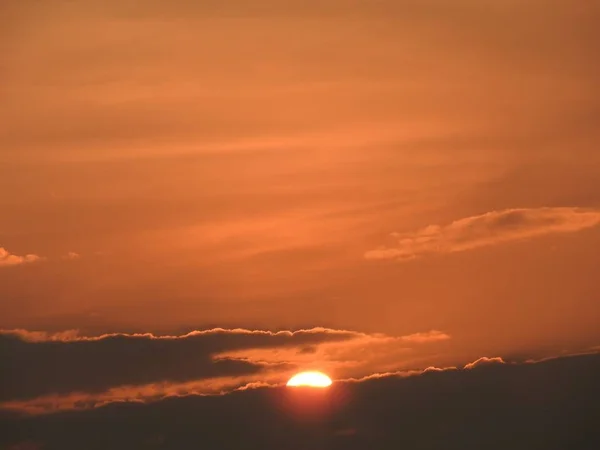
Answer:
xmin=0 ymin=328 xmax=356 ymax=402
xmin=1 ymin=352 xmax=599 ymax=450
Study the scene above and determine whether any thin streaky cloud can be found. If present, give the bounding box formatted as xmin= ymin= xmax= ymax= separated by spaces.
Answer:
xmin=400 ymin=330 xmax=451 ymax=343
xmin=365 ymin=207 xmax=600 ymax=261
xmin=0 ymin=326 xmax=361 ymax=343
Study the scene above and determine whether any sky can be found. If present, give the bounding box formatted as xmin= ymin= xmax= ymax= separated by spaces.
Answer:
xmin=1 ymin=1 xmax=599 ymax=446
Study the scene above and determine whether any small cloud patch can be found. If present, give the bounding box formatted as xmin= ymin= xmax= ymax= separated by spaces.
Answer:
xmin=0 ymin=247 xmax=42 ymax=267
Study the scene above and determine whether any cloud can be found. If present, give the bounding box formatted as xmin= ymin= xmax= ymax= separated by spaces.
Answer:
xmin=464 ymin=356 xmax=505 ymax=369
xmin=1 ymin=351 xmax=598 ymax=450
xmin=340 ymin=364 xmax=458 ymax=383
xmin=0 ymin=327 xmax=452 ymax=410
xmin=0 ymin=327 xmax=359 ymax=402
xmin=365 ymin=207 xmax=600 ymax=261
xmin=217 ymin=330 xmax=451 ymax=378
xmin=400 ymin=330 xmax=450 ymax=343
xmin=0 ymin=248 xmax=42 ymax=267
xmin=0 ymin=248 xmax=78 ymax=267
xmin=342 ymin=354 xmax=506 ymax=383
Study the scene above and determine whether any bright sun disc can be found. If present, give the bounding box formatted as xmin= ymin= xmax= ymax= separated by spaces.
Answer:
xmin=286 ymin=371 xmax=332 ymax=388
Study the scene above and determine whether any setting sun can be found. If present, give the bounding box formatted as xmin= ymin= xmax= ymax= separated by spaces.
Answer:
xmin=286 ymin=371 xmax=332 ymax=388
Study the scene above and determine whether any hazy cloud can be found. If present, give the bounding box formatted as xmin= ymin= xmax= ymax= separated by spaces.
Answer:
xmin=365 ymin=207 xmax=600 ymax=261
xmin=400 ymin=330 xmax=450 ymax=343
xmin=0 ymin=248 xmax=42 ymax=267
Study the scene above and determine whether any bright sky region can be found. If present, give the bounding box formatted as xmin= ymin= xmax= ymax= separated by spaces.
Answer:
xmin=1 ymin=0 xmax=600 ymax=423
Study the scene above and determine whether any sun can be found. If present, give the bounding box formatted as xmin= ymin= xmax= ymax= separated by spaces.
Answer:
xmin=286 ymin=371 xmax=332 ymax=388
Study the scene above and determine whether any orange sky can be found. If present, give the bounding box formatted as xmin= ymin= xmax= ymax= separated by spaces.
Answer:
xmin=1 ymin=0 xmax=600 ymax=410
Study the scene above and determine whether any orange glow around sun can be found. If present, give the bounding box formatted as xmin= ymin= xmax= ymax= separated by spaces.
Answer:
xmin=286 ymin=371 xmax=332 ymax=387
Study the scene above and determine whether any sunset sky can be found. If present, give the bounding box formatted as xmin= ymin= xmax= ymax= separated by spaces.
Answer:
xmin=1 ymin=1 xmax=600 ymax=444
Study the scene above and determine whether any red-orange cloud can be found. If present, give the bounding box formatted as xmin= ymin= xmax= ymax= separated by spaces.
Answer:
xmin=400 ymin=330 xmax=450 ymax=343
xmin=366 ymin=207 xmax=600 ymax=261
xmin=464 ymin=356 xmax=506 ymax=370
xmin=0 ymin=247 xmax=42 ymax=267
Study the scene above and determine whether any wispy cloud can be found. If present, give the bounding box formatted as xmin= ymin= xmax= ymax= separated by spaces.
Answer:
xmin=400 ymin=330 xmax=451 ymax=343
xmin=365 ymin=207 xmax=600 ymax=261
xmin=0 ymin=248 xmax=42 ymax=267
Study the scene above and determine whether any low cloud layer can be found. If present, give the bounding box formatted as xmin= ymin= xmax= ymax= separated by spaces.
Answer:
xmin=0 ymin=328 xmax=358 ymax=402
xmin=0 ymin=248 xmax=42 ymax=267
xmin=0 ymin=327 xmax=452 ymax=411
xmin=1 ymin=352 xmax=598 ymax=450
xmin=365 ymin=207 xmax=600 ymax=261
